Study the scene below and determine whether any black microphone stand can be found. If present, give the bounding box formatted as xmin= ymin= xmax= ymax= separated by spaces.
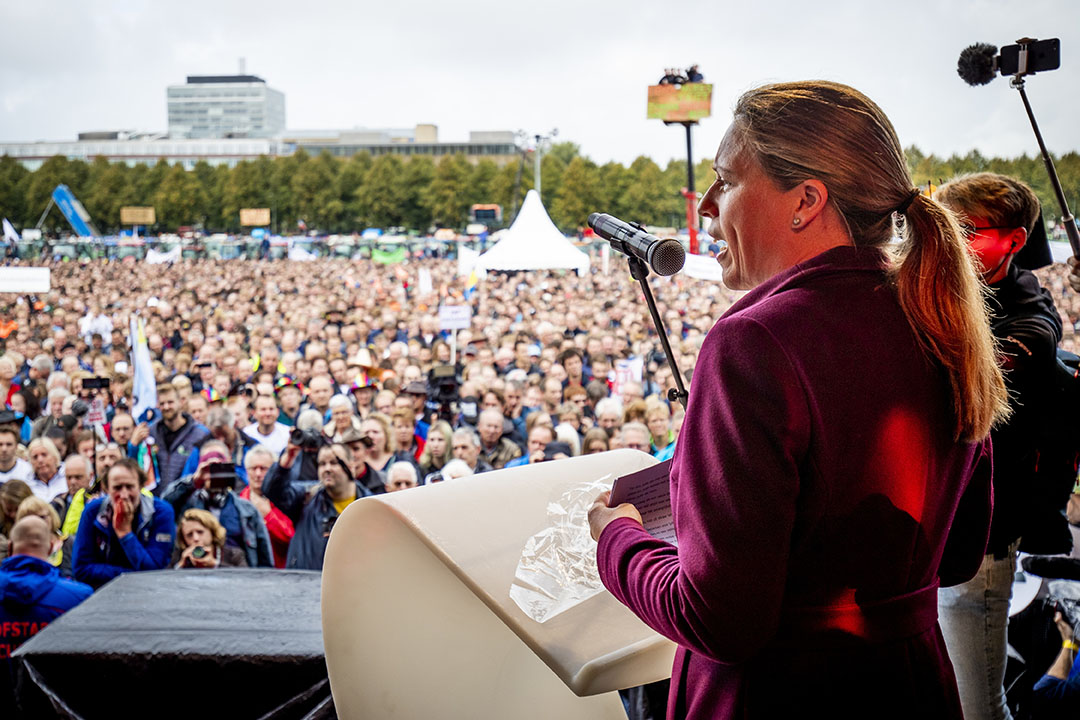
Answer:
xmin=1009 ymin=44 xmax=1080 ymax=256
xmin=626 ymin=255 xmax=689 ymax=410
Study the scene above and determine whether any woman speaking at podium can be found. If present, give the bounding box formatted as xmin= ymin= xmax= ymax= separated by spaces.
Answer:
xmin=590 ymin=81 xmax=1008 ymax=719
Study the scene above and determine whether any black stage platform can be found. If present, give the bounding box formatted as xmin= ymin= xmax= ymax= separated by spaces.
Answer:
xmin=12 ymin=569 xmax=332 ymax=719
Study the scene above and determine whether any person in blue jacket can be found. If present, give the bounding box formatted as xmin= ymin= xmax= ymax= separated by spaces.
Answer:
xmin=72 ymin=458 xmax=175 ymax=589
xmin=1 ymin=516 xmax=93 ymax=707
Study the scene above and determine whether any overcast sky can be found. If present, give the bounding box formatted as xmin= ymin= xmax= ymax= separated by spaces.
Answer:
xmin=2 ymin=0 xmax=1077 ymax=166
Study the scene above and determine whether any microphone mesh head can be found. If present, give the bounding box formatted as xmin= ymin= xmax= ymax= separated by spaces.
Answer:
xmin=958 ymin=43 xmax=998 ymax=86
xmin=651 ymin=239 xmax=686 ymax=276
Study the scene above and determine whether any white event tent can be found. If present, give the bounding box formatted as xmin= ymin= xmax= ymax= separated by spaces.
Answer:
xmin=477 ymin=190 xmax=590 ymax=275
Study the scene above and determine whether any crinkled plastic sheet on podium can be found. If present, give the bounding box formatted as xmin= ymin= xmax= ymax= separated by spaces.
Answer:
xmin=322 ymin=448 xmax=677 ymax=719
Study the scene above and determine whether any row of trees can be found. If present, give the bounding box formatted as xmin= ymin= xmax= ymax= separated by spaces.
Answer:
xmin=1 ymin=143 xmax=1078 ymax=236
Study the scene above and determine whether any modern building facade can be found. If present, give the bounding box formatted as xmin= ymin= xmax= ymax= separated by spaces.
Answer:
xmin=0 ymin=132 xmax=282 ymax=171
xmin=283 ymin=127 xmax=519 ymax=165
xmin=167 ymin=74 xmax=286 ymax=139
xmin=0 ymin=72 xmax=520 ymax=170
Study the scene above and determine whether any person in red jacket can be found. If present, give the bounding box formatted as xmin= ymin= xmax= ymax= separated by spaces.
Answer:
xmin=589 ymin=80 xmax=1008 ymax=719
xmin=239 ymin=446 xmax=293 ymax=569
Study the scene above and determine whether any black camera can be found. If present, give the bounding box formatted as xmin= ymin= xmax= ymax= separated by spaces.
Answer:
xmin=321 ymin=516 xmax=338 ymax=538
xmin=427 ymin=364 xmax=460 ymax=423
xmin=191 ymin=546 xmax=209 ymax=559
xmin=207 ymin=462 xmax=237 ymax=493
xmin=290 ymin=427 xmax=327 ymax=451
xmin=83 ymin=376 xmax=110 ymax=391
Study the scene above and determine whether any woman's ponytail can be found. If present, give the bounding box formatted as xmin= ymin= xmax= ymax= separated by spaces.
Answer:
xmin=891 ymin=193 xmax=1009 ymax=441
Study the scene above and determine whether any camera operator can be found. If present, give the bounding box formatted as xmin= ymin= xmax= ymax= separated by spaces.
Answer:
xmin=179 ymin=406 xmax=258 ymax=485
xmin=1031 ymin=609 xmax=1080 ymax=713
xmin=173 ymin=508 xmax=246 ymax=569
xmin=261 ymin=410 xmax=327 ymax=498
xmin=263 ymin=441 xmax=371 ymax=570
xmin=161 ymin=440 xmax=273 ymax=568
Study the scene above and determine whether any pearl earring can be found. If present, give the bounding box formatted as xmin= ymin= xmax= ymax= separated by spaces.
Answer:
xmin=792 ymin=217 xmax=801 ymax=227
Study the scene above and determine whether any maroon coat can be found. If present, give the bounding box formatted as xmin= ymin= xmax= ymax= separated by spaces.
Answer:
xmin=597 ymin=246 xmax=992 ymax=719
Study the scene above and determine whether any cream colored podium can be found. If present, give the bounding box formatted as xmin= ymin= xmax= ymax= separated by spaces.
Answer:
xmin=322 ymin=448 xmax=676 ymax=719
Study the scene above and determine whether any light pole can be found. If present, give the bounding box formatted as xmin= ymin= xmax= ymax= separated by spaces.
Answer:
xmin=530 ymin=129 xmax=558 ymax=202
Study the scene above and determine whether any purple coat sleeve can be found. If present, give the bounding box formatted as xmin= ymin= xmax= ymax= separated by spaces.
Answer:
xmin=597 ymin=315 xmax=810 ymax=664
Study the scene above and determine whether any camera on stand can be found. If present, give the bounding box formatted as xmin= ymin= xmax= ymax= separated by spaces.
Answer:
xmin=427 ymin=364 xmax=460 ymax=424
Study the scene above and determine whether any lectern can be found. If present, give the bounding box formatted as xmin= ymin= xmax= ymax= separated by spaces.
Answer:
xmin=322 ymin=449 xmax=676 ymax=719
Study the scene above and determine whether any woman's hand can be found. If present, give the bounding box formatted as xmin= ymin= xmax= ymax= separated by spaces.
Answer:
xmin=588 ymin=490 xmax=643 ymax=541
xmin=179 ymin=544 xmax=219 ymax=569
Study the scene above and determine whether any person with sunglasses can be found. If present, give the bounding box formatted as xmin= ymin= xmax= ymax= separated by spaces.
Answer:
xmin=936 ymin=173 xmax=1064 ymax=720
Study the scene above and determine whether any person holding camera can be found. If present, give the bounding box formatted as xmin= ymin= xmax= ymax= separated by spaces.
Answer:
xmin=1031 ymin=609 xmax=1080 ymax=713
xmin=263 ymin=442 xmax=371 ymax=570
xmin=72 ymin=459 xmax=175 ymax=589
xmin=161 ymin=440 xmax=273 ymax=568
xmin=172 ymin=508 xmax=246 ymax=569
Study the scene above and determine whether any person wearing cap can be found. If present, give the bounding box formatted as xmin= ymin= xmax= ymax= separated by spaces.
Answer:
xmin=274 ymin=376 xmax=305 ymax=427
xmin=401 ymin=381 xmax=431 ymax=440
xmin=348 ymin=373 xmax=378 ymax=419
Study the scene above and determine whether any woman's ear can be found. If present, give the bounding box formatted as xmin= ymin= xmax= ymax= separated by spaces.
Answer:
xmin=790 ymin=179 xmax=830 ymax=229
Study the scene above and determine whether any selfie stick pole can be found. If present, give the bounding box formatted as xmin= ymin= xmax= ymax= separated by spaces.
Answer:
xmin=1010 ymin=58 xmax=1080 ymax=255
xmin=626 ymin=255 xmax=688 ymax=410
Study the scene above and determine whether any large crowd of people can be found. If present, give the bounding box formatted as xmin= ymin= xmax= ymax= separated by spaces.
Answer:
xmin=1 ymin=244 xmax=1079 ymax=714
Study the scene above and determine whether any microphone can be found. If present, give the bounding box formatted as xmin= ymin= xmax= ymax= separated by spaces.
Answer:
xmin=587 ymin=213 xmax=686 ymax=276
xmin=958 ymin=42 xmax=999 ymax=85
